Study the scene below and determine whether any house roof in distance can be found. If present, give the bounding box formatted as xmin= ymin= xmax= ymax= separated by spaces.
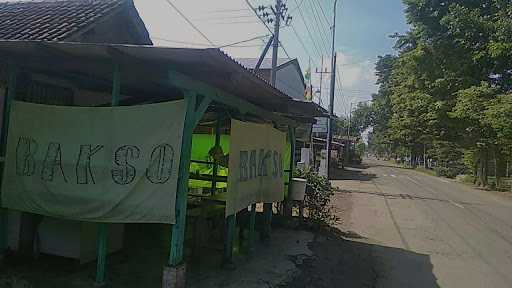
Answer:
xmin=0 ymin=0 xmax=127 ymax=41
xmin=236 ymin=58 xmax=293 ymax=70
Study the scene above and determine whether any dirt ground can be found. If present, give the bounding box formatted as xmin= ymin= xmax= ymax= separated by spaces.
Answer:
xmin=1 ymin=165 xmax=412 ymax=288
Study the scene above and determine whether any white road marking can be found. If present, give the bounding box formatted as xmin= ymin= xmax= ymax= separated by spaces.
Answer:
xmin=390 ymin=174 xmax=397 ymax=178
xmin=406 ymin=176 xmax=420 ymax=185
xmin=383 ymin=174 xmax=388 ymax=177
xmin=449 ymin=200 xmax=464 ymax=209
xmin=439 ymin=179 xmax=450 ymax=183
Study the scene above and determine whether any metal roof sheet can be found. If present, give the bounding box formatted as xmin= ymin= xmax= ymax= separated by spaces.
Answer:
xmin=0 ymin=40 xmax=328 ymax=119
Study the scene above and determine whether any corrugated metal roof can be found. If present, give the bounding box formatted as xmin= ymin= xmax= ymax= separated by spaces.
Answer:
xmin=0 ymin=40 xmax=327 ymax=119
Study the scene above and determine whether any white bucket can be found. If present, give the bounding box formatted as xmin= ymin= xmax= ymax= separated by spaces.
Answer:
xmin=289 ymin=178 xmax=307 ymax=201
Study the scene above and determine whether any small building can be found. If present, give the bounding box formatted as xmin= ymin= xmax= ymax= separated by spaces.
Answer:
xmin=236 ymin=58 xmax=307 ymax=101
xmin=0 ymin=40 xmax=327 ymax=287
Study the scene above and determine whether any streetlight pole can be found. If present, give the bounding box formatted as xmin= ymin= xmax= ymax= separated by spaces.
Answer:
xmin=346 ymin=101 xmax=352 ymax=165
xmin=326 ymin=0 xmax=339 ymax=178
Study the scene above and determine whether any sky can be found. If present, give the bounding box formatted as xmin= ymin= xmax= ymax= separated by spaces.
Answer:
xmin=131 ymin=0 xmax=410 ymax=116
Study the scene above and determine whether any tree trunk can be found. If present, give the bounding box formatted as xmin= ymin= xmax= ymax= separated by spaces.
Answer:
xmin=478 ymin=149 xmax=488 ymax=187
xmin=423 ymin=144 xmax=427 ymax=169
xmin=494 ymin=148 xmax=500 ymax=189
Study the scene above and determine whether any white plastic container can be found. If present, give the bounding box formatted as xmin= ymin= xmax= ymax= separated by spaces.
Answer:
xmin=289 ymin=178 xmax=307 ymax=201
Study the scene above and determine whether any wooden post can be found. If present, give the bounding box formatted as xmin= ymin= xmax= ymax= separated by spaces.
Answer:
xmin=262 ymin=202 xmax=272 ymax=241
xmin=223 ymin=214 xmax=236 ymax=267
xmin=283 ymin=127 xmax=296 ymax=217
xmin=95 ymin=64 xmax=120 ymax=285
xmin=168 ymin=92 xmax=211 ymax=267
xmin=288 ymin=127 xmax=296 ymax=193
xmin=169 ymin=94 xmax=195 ymax=267
xmin=0 ymin=62 xmax=18 ymax=261
xmin=211 ymin=115 xmax=222 ymax=195
xmin=248 ymin=203 xmax=256 ymax=254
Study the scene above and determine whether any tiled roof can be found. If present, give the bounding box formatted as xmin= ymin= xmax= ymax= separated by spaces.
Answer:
xmin=236 ymin=57 xmax=293 ymax=70
xmin=0 ymin=0 xmax=125 ymax=41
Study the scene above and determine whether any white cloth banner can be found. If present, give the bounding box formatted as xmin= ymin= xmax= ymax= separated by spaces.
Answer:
xmin=2 ymin=100 xmax=186 ymax=224
xmin=226 ymin=119 xmax=286 ymax=216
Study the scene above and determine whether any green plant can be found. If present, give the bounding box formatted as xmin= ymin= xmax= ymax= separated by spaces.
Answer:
xmin=294 ymin=168 xmax=338 ymax=227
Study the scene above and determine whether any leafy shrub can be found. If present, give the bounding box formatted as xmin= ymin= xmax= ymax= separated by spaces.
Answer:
xmin=434 ymin=166 xmax=461 ymax=178
xmin=294 ymin=168 xmax=339 ymax=227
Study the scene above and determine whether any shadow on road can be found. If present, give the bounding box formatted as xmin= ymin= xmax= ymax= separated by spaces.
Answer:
xmin=343 ymin=190 xmax=478 ymax=206
xmin=330 ymin=166 xmax=377 ymax=182
xmin=282 ymin=227 xmax=440 ymax=288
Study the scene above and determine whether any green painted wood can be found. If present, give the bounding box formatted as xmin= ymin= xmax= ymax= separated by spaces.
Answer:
xmin=248 ymin=203 xmax=257 ymax=253
xmin=288 ymin=127 xmax=296 ymax=196
xmin=223 ymin=214 xmax=236 ymax=264
xmin=95 ymin=223 xmax=108 ymax=284
xmin=0 ymin=63 xmax=17 ymax=257
xmin=169 ymin=92 xmax=212 ymax=266
xmin=95 ymin=65 xmax=120 ymax=285
xmin=193 ymin=95 xmax=212 ymax=127
xmin=211 ymin=115 xmax=222 ymax=194
xmin=262 ymin=203 xmax=272 ymax=240
xmin=167 ymin=70 xmax=297 ymax=127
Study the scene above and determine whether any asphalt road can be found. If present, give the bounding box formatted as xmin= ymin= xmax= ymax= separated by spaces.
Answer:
xmin=333 ymin=159 xmax=512 ymax=288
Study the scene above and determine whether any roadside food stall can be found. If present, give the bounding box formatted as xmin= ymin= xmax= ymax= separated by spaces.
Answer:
xmin=0 ymin=41 xmax=326 ymax=287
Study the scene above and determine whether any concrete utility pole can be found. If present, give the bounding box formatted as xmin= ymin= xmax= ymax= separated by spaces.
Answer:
xmin=326 ymin=0 xmax=339 ymax=178
xmin=315 ymin=56 xmax=329 ymax=106
xmin=270 ymin=0 xmax=282 ymax=86
xmin=253 ymin=1 xmax=291 ymax=76
xmin=346 ymin=101 xmax=352 ymax=165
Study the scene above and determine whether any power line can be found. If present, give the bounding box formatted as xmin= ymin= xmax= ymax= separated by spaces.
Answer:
xmin=163 ymin=0 xmax=216 ymax=46
xmin=152 ymin=37 xmax=213 ymax=46
xmin=217 ymin=34 xmax=270 ymax=48
xmin=292 ymin=0 xmax=323 ymax=59
xmin=290 ymin=24 xmax=314 ymax=60
xmin=307 ymin=0 xmax=331 ymax=54
xmin=314 ymin=0 xmax=331 ymax=26
xmin=215 ymin=20 xmax=261 ymax=25
xmin=193 ymin=15 xmax=256 ymax=21
xmin=290 ymin=0 xmax=305 ymax=12
xmin=211 ymin=8 xmax=252 ymax=13
xmin=153 ymin=35 xmax=268 ymax=49
xmin=336 ymin=59 xmax=350 ymax=114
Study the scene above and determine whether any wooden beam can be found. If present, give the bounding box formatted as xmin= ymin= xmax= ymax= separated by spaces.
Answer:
xmin=169 ymin=92 xmax=212 ymax=266
xmin=211 ymin=115 xmax=222 ymax=195
xmin=288 ymin=127 xmax=296 ymax=196
xmin=223 ymin=214 xmax=236 ymax=267
xmin=248 ymin=203 xmax=257 ymax=254
xmin=168 ymin=70 xmax=298 ymax=128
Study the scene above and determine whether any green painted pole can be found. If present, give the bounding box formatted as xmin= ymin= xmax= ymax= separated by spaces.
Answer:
xmin=95 ymin=223 xmax=108 ymax=284
xmin=169 ymin=92 xmax=197 ymax=266
xmin=262 ymin=203 xmax=272 ymax=240
xmin=248 ymin=203 xmax=257 ymax=254
xmin=211 ymin=115 xmax=222 ymax=195
xmin=0 ymin=62 xmax=18 ymax=261
xmin=95 ymin=64 xmax=120 ymax=285
xmin=223 ymin=214 xmax=236 ymax=266
xmin=288 ymin=127 xmax=296 ymax=195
